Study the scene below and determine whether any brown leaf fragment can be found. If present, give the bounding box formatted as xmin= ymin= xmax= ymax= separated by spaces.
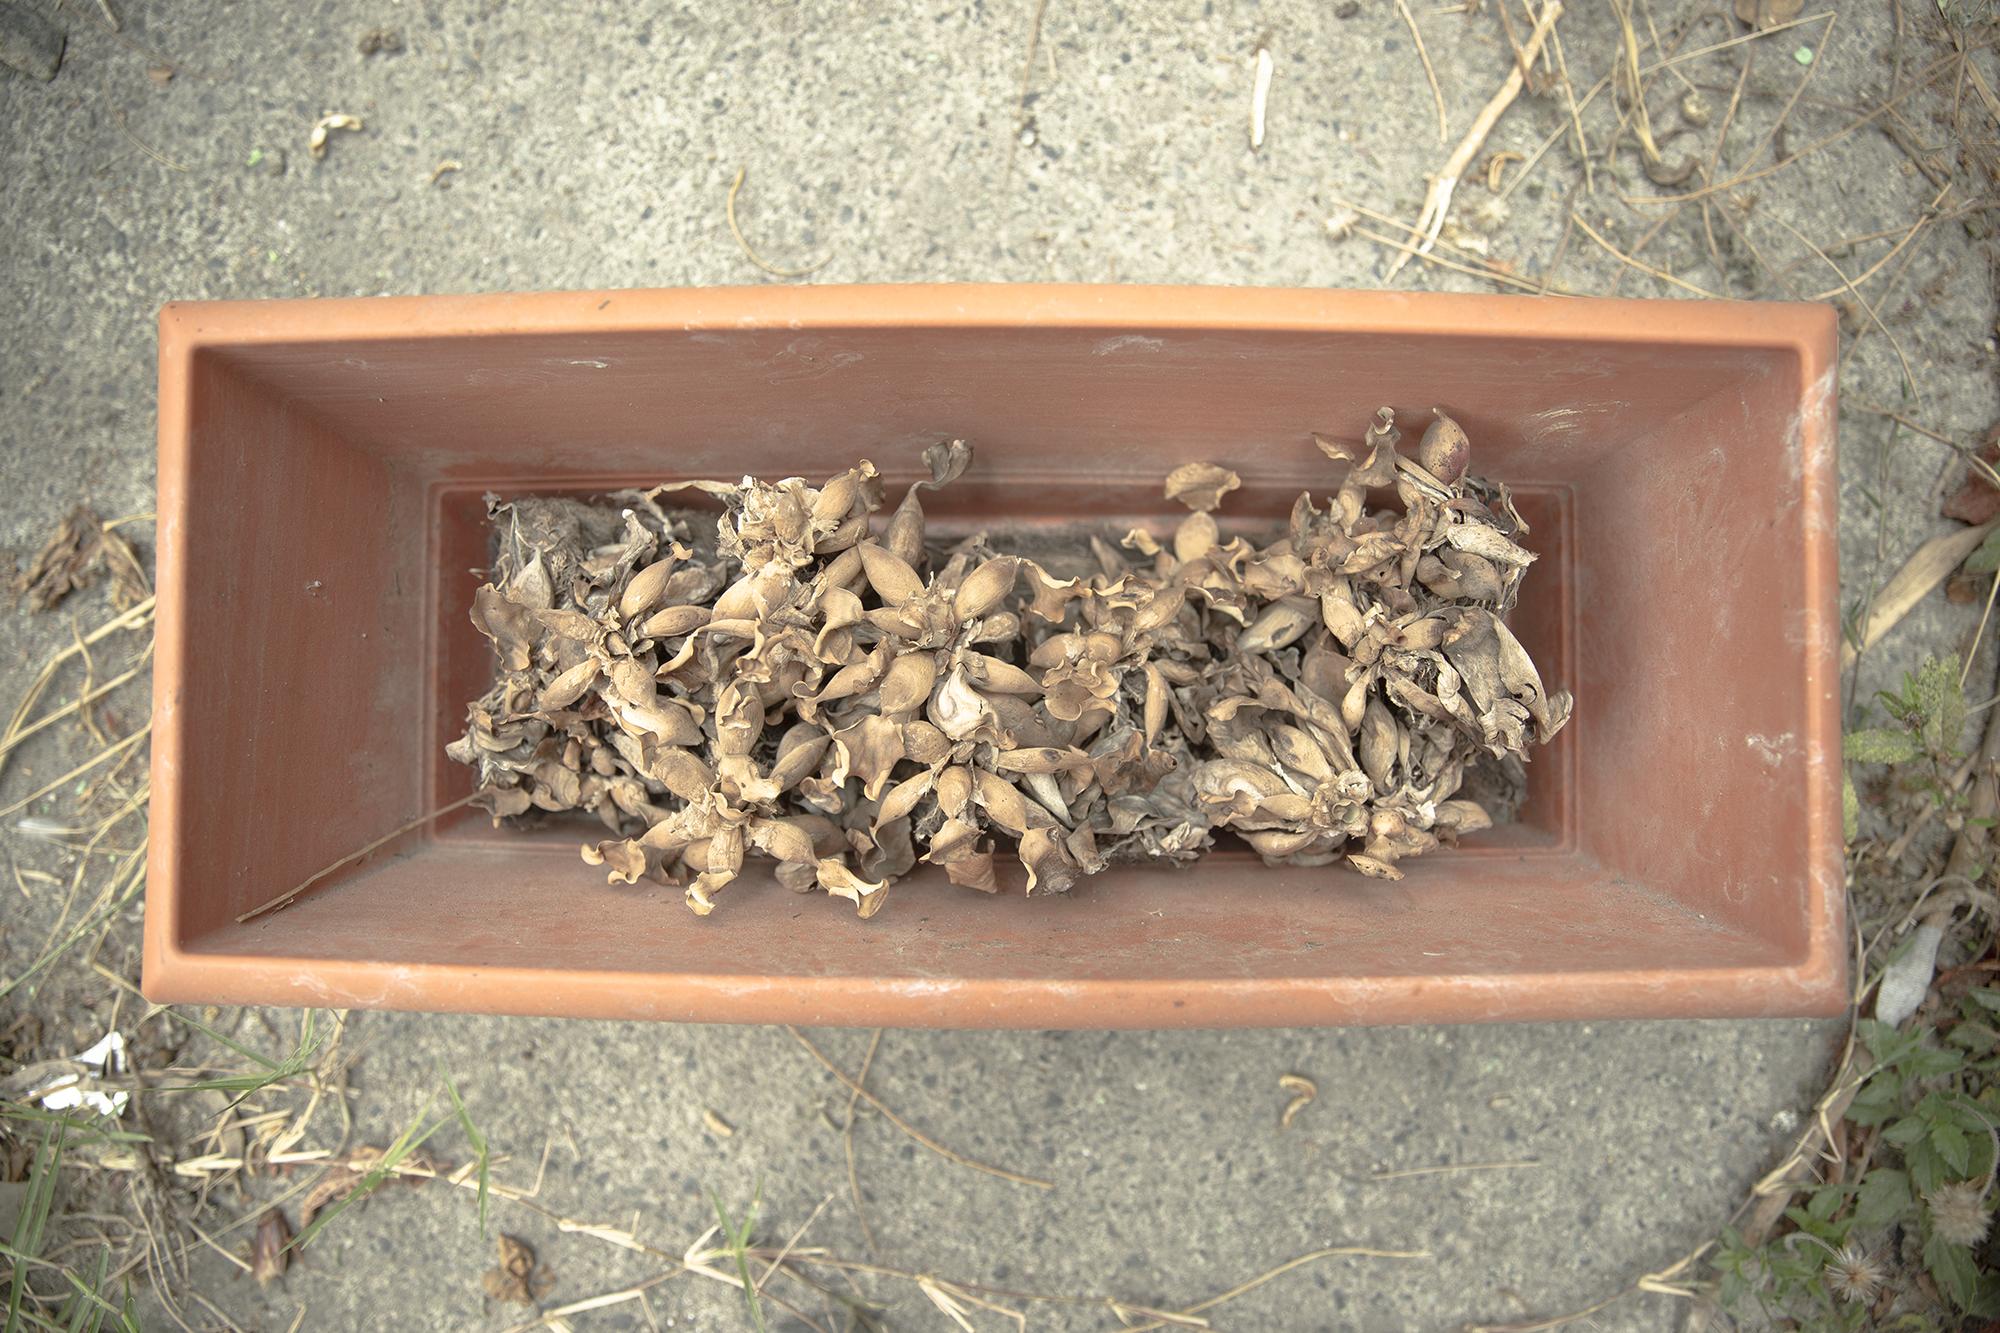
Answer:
xmin=482 ymin=1233 xmax=556 ymax=1305
xmin=12 ymin=505 xmax=148 ymax=612
xmin=1278 ymin=1074 xmax=1317 ymax=1129
xmin=248 ymin=1209 xmax=292 ymax=1285
xmin=1164 ymin=462 xmax=1243 ymax=513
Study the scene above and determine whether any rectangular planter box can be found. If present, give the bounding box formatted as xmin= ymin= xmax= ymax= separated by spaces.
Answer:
xmin=144 ymin=285 xmax=1843 ymax=1027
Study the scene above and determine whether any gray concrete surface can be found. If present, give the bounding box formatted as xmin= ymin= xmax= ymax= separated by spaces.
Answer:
xmin=1 ymin=0 xmax=1995 ymax=1329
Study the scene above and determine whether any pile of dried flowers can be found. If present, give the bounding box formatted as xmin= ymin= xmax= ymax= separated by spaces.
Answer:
xmin=447 ymin=408 xmax=1571 ymax=917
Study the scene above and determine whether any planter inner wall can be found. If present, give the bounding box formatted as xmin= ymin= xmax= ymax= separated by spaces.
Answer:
xmin=147 ymin=291 xmax=1840 ymax=1025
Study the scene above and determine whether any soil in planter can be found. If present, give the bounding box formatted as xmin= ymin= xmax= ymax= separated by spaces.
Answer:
xmin=447 ymin=409 xmax=1571 ymax=917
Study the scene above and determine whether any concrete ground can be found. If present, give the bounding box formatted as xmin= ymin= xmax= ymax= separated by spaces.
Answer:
xmin=1 ymin=0 xmax=1995 ymax=1328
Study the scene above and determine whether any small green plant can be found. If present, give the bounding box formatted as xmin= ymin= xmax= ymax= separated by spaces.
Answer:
xmin=709 ymin=1182 xmax=768 ymax=1333
xmin=289 ymin=1093 xmax=452 ymax=1254
xmin=1844 ymin=655 xmax=1974 ymax=841
xmin=442 ymin=1071 xmax=490 ymax=1236
xmin=1724 ymin=657 xmax=2000 ymax=1325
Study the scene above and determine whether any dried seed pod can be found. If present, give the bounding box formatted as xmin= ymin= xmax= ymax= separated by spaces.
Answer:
xmin=935 ymin=765 xmax=975 ymax=819
xmin=1359 ymin=696 xmax=1398 ymax=791
xmin=1131 ymin=585 xmax=1186 ymax=633
xmin=748 ymin=817 xmax=818 ymax=865
xmin=1271 ymin=724 xmax=1334 ymax=782
xmin=619 ymin=555 xmax=680 ymax=620
xmin=975 ymin=769 xmax=1031 ymax=835
xmin=1143 ymin=663 xmax=1169 ymax=747
xmin=876 ymin=769 xmax=935 ymax=825
xmin=858 ymin=543 xmax=926 ymax=607
xmin=961 ymin=652 xmax=1041 ymax=697
xmin=953 ymin=556 xmax=1019 ymax=622
xmin=1418 ymin=410 xmax=1471 ymax=484
xmin=1442 ymin=521 xmax=1535 ymax=568
xmin=931 ymin=667 xmax=998 ymax=741
xmin=1319 ymin=585 xmax=1366 ymax=647
xmin=712 ymin=567 xmax=789 ymax=621
xmin=877 ymin=652 xmax=939 ymax=715
xmin=639 ymin=604 xmax=711 ymax=638
xmin=1239 ymin=598 xmax=1316 ymax=654
xmin=1246 ymin=828 xmax=1322 ymax=859
xmin=538 ymin=658 xmax=601 ymax=711
xmin=817 ymin=859 xmax=888 ymax=915
xmin=812 ymin=464 xmax=873 ymax=526
xmin=942 ymin=847 xmax=999 ymax=893
xmin=1019 ymin=826 xmax=1079 ymax=894
xmin=1437 ymin=549 xmax=1504 ymax=604
xmin=993 ymin=746 xmax=1089 ymax=775
xmin=770 ymin=727 xmax=831 ymax=791
xmin=1174 ymin=511 xmax=1220 ymax=564
xmin=643 ymin=747 xmax=712 ymax=803
xmin=902 ymin=719 xmax=950 ymax=765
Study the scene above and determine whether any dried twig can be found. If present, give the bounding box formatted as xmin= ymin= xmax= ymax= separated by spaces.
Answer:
xmin=1386 ymin=1 xmax=1563 ymax=283
xmin=1569 ymin=213 xmax=1722 ymax=298
xmin=841 ymin=1029 xmax=884 ymax=1257
xmin=725 ymin=167 xmax=830 ymax=279
xmin=1766 ymin=215 xmax=1915 ymax=398
xmin=1250 ymin=42 xmax=1274 ymax=150
xmin=0 ymin=723 xmax=150 ymax=820
xmin=786 ymin=1027 xmax=1055 ymax=1190
xmin=1395 ymin=0 xmax=1448 ymax=144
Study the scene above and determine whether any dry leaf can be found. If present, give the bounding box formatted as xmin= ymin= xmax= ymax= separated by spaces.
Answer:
xmin=307 ymin=113 xmax=364 ymax=160
xmin=300 ymin=1145 xmax=436 ymax=1229
xmin=1844 ymin=519 xmax=2000 ymax=667
xmin=482 ymin=1233 xmax=556 ymax=1305
xmin=1732 ymin=0 xmax=1803 ymax=29
xmin=11 ymin=506 xmax=148 ymax=611
xmin=248 ymin=1208 xmax=292 ymax=1285
xmin=1942 ymin=428 xmax=2000 ymax=525
xmin=1164 ymin=462 xmax=1243 ymax=513
xmin=1278 ymin=1073 xmax=1318 ymax=1129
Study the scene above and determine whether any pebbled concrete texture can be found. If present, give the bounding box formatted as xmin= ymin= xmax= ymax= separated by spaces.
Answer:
xmin=0 ymin=0 xmax=1994 ymax=1329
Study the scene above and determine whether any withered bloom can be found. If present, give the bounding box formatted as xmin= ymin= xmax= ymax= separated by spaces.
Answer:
xmin=451 ymin=410 xmax=1571 ymax=913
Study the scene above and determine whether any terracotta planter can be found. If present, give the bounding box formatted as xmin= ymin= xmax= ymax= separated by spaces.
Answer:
xmin=144 ymin=285 xmax=1842 ymax=1027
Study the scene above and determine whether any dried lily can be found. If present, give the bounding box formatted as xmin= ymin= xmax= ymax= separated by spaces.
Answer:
xmin=451 ymin=410 xmax=1570 ymax=913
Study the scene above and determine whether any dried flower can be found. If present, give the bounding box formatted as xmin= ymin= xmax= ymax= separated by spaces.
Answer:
xmin=1818 ymin=1241 xmax=1884 ymax=1305
xmin=1928 ymin=1179 xmax=1992 ymax=1247
xmin=450 ymin=411 xmax=1571 ymax=916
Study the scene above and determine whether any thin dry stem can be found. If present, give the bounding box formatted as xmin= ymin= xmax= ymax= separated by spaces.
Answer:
xmin=1569 ymin=214 xmax=1721 ymax=297
xmin=1396 ymin=0 xmax=1449 ymax=144
xmin=0 ymin=722 xmax=150 ymax=819
xmin=842 ymin=1027 xmax=884 ymax=1257
xmin=786 ymin=1027 xmax=1055 ymax=1190
xmin=1386 ymin=1 xmax=1563 ymax=282
xmin=1763 ymin=211 xmax=1915 ymax=397
xmin=725 ymin=167 xmax=830 ymax=278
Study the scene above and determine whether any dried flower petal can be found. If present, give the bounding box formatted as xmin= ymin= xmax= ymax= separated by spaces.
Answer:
xmin=1165 ymin=462 xmax=1243 ymax=513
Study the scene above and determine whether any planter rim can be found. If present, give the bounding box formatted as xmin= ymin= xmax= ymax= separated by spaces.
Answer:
xmin=158 ymin=282 xmax=1835 ymax=356
xmin=146 ymin=284 xmax=1844 ymax=1027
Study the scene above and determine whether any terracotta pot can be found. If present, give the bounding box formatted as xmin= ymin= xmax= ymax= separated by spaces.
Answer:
xmin=144 ymin=285 xmax=1842 ymax=1027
